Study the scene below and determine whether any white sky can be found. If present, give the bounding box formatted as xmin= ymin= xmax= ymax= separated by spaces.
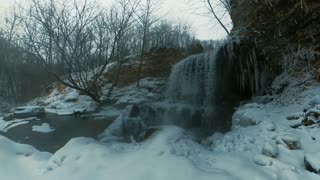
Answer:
xmin=0 ymin=0 xmax=230 ymax=40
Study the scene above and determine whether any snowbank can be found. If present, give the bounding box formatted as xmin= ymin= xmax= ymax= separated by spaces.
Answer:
xmin=1 ymin=119 xmax=320 ymax=180
xmin=0 ymin=127 xmax=279 ymax=180
xmin=0 ymin=136 xmax=51 ymax=179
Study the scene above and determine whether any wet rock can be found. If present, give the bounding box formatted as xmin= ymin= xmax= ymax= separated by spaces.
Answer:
xmin=64 ymin=97 xmax=78 ymax=103
xmin=191 ymin=109 xmax=203 ymax=127
xmin=99 ymin=105 xmax=154 ymax=142
xmin=138 ymin=104 xmax=162 ymax=126
xmin=128 ymin=105 xmax=140 ymax=118
xmin=123 ymin=117 xmax=147 ymax=141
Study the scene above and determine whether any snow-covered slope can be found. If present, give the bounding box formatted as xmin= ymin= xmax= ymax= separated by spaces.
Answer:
xmin=27 ymin=77 xmax=165 ymax=116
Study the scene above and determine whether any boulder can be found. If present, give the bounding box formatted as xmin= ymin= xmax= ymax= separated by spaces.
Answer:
xmin=99 ymin=105 xmax=148 ymax=142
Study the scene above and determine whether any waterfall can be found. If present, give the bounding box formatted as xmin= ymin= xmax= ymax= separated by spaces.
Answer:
xmin=157 ymin=38 xmax=273 ymax=135
xmin=166 ymin=51 xmax=217 ymax=105
xmin=164 ymin=49 xmax=220 ymax=134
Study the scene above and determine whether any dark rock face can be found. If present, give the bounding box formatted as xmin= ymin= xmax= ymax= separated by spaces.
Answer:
xmin=230 ymin=0 xmax=320 ymax=65
xmin=215 ymin=40 xmax=278 ymax=99
xmin=216 ymin=0 xmax=320 ymax=102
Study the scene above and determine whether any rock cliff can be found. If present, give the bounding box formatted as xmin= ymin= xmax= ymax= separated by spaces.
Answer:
xmin=216 ymin=0 xmax=320 ymax=100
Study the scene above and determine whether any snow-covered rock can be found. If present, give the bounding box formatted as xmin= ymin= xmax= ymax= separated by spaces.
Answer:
xmin=276 ymin=135 xmax=301 ymax=150
xmin=261 ymin=141 xmax=279 ymax=158
xmin=305 ymin=152 xmax=320 ymax=174
xmin=253 ymin=154 xmax=273 ymax=166
xmin=260 ymin=121 xmax=276 ymax=131
xmin=31 ymin=87 xmax=98 ymax=116
xmin=232 ymin=103 xmax=262 ymax=128
xmin=13 ymin=106 xmax=45 ymax=119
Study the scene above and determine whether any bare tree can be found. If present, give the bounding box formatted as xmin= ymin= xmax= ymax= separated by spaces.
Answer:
xmin=206 ymin=0 xmax=231 ymax=36
xmin=103 ymin=0 xmax=142 ymax=94
xmin=148 ymin=20 xmax=196 ymax=49
xmin=0 ymin=10 xmax=20 ymax=103
xmin=18 ymin=0 xmax=140 ymax=103
xmin=136 ymin=0 xmax=161 ymax=87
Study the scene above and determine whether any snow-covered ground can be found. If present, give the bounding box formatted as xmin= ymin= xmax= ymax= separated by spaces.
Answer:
xmin=1 ymin=72 xmax=320 ymax=179
xmin=31 ymin=87 xmax=99 ymax=115
xmin=26 ymin=77 xmax=165 ymax=117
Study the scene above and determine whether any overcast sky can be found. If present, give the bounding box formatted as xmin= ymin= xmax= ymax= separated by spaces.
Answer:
xmin=0 ymin=0 xmax=231 ymax=40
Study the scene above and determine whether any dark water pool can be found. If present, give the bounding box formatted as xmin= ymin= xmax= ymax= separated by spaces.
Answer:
xmin=1 ymin=113 xmax=114 ymax=153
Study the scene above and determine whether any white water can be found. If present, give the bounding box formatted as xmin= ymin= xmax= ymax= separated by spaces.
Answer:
xmin=166 ymin=51 xmax=217 ymax=105
xmin=164 ymin=49 xmax=220 ymax=132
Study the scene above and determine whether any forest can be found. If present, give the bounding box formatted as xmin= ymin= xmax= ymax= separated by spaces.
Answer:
xmin=0 ymin=0 xmax=320 ymax=180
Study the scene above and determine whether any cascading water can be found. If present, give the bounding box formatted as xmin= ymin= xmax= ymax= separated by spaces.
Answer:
xmin=163 ymin=39 xmax=271 ymax=134
xmin=164 ymin=49 xmax=220 ymax=134
xmin=166 ymin=52 xmax=216 ymax=105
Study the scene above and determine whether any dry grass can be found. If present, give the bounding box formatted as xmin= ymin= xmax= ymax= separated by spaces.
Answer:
xmin=105 ymin=48 xmax=187 ymax=87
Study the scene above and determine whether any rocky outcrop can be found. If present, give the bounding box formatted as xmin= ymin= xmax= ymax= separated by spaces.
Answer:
xmin=231 ymin=0 xmax=320 ymax=57
xmin=217 ymin=0 xmax=320 ymax=100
